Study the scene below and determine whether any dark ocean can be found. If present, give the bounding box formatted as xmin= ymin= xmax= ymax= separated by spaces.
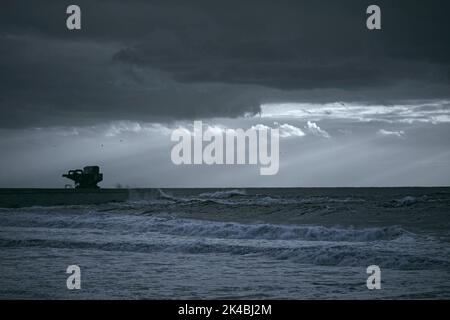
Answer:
xmin=1 ymin=187 xmax=449 ymax=299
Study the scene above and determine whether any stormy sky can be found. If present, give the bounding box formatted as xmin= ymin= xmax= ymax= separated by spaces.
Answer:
xmin=0 ymin=0 xmax=449 ymax=187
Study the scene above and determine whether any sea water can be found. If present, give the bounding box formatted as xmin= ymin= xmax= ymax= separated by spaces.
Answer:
xmin=1 ymin=188 xmax=449 ymax=299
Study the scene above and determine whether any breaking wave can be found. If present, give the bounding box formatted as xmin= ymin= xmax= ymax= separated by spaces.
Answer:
xmin=385 ymin=195 xmax=430 ymax=208
xmin=198 ymin=189 xmax=247 ymax=199
xmin=0 ymin=210 xmax=447 ymax=271
xmin=0 ymin=234 xmax=446 ymax=270
xmin=0 ymin=211 xmax=411 ymax=242
xmin=148 ymin=219 xmax=411 ymax=242
xmin=393 ymin=196 xmax=420 ymax=207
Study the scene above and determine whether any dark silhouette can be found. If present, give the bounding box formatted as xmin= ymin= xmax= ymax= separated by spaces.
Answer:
xmin=63 ymin=166 xmax=103 ymax=189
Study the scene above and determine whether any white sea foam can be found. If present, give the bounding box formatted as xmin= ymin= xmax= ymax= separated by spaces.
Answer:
xmin=198 ymin=189 xmax=247 ymax=199
xmin=394 ymin=196 xmax=418 ymax=206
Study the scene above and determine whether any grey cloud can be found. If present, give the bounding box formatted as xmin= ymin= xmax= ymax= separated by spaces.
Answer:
xmin=109 ymin=0 xmax=450 ymax=91
xmin=305 ymin=121 xmax=330 ymax=138
xmin=260 ymin=100 xmax=450 ymax=124
xmin=0 ymin=0 xmax=449 ymax=129
xmin=378 ymin=129 xmax=405 ymax=138
xmin=0 ymin=35 xmax=263 ymax=128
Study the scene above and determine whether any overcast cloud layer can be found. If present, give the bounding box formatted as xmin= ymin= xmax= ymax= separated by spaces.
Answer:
xmin=1 ymin=0 xmax=449 ymax=127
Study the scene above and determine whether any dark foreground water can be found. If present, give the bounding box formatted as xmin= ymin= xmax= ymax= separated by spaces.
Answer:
xmin=1 ymin=188 xmax=449 ymax=299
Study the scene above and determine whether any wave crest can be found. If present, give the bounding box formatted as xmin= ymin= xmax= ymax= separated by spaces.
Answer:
xmin=198 ymin=189 xmax=247 ymax=199
xmin=155 ymin=219 xmax=411 ymax=242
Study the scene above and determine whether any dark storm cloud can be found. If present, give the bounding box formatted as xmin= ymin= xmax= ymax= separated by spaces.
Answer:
xmin=112 ymin=0 xmax=450 ymax=90
xmin=0 ymin=0 xmax=449 ymax=128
